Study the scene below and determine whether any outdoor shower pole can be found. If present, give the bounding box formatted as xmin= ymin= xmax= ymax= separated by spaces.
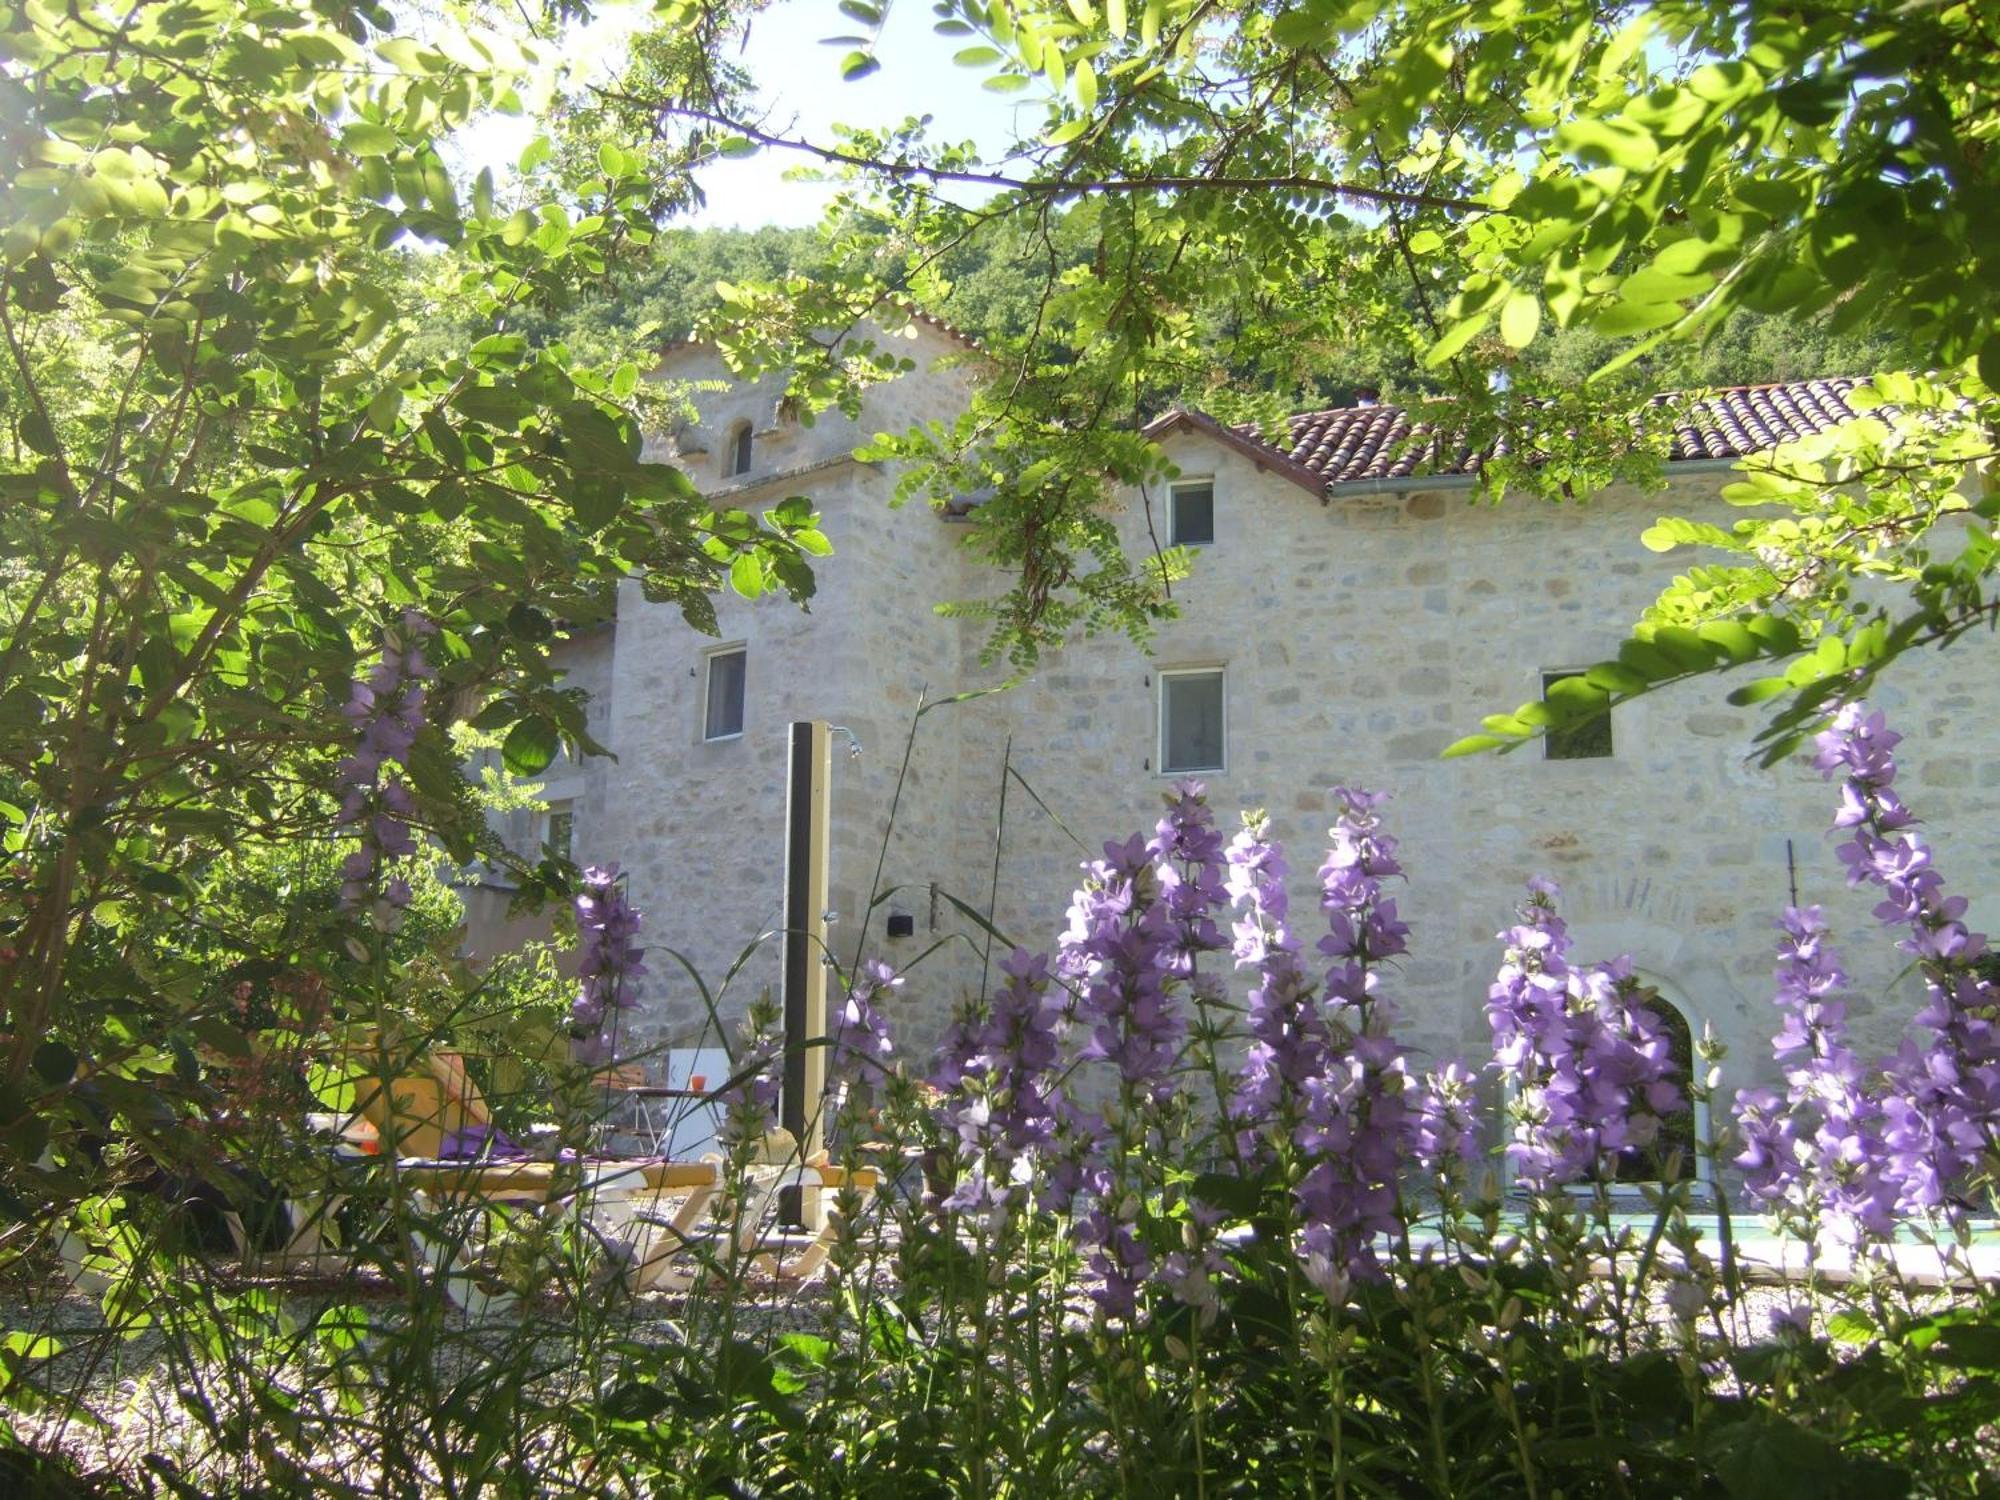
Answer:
xmin=780 ymin=719 xmax=832 ymax=1226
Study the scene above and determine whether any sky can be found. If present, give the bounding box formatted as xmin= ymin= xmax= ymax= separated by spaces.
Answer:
xmin=464 ymin=0 xmax=1041 ymax=230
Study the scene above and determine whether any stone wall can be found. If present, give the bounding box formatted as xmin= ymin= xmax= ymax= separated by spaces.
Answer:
xmin=945 ymin=432 xmax=2000 ymax=1106
xmin=507 ymin=324 xmax=988 ymax=1057
xmin=467 ymin=352 xmax=1999 ymax=1123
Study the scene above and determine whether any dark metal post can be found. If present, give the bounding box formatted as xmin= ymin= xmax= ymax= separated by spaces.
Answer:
xmin=780 ymin=720 xmax=831 ymax=1225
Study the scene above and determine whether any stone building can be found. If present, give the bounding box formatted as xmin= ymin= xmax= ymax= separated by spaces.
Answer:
xmin=466 ymin=326 xmax=1998 ymax=1134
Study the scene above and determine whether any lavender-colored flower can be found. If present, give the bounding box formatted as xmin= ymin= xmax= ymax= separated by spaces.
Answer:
xmin=334 ymin=612 xmax=434 ymax=913
xmin=934 ymin=949 xmax=1065 ymax=1224
xmin=1413 ymin=1061 xmax=1482 ymax=1175
xmin=717 ymin=995 xmax=783 ymax=1151
xmin=1812 ymin=702 xmax=2000 ymax=1220
xmin=1227 ymin=811 xmax=1326 ymax=1142
xmin=834 ymin=958 xmax=900 ymax=1082
xmin=1285 ymin=789 xmax=1421 ymax=1282
xmin=570 ymin=864 xmax=647 ymax=1067
xmin=1052 ymin=783 xmax=1235 ymax=1316
xmin=1486 ymin=881 xmax=1686 ymax=1189
xmin=1732 ymin=1088 xmax=1801 ymax=1204
xmin=1078 ymin=1196 xmax=1150 ymax=1319
xmin=1062 ymin=783 xmax=1228 ymax=1100
xmin=1769 ymin=1302 xmax=1812 ymax=1339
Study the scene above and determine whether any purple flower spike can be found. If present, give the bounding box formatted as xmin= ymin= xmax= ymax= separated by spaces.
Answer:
xmin=570 ymin=865 xmax=646 ymax=1066
xmin=1487 ymin=883 xmax=1687 ymax=1189
xmin=1237 ymin=789 xmax=1421 ymax=1287
xmin=335 ymin=614 xmax=433 ymax=917
xmin=834 ymin=958 xmax=901 ymax=1087
xmin=931 ymin=948 xmax=1066 ymax=1227
xmin=1803 ymin=703 xmax=2000 ymax=1225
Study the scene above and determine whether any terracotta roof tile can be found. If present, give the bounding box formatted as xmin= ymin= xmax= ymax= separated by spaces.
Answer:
xmin=1172 ymin=376 xmax=1869 ymax=493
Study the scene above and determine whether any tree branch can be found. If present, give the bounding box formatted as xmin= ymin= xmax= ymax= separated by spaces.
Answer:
xmin=607 ymin=94 xmax=1483 ymax=214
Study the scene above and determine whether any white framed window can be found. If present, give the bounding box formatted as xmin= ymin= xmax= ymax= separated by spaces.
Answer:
xmin=1169 ymin=480 xmax=1215 ymax=547
xmin=725 ymin=420 xmax=753 ymax=478
xmin=1158 ymin=667 xmax=1225 ymax=774
xmin=542 ymin=799 xmax=575 ymax=863
xmin=703 ymin=645 xmax=747 ymax=741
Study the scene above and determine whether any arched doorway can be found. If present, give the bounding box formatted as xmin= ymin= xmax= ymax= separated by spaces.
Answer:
xmin=1612 ymin=978 xmax=1706 ymax=1188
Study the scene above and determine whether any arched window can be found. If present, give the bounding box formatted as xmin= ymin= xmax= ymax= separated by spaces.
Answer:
xmin=1613 ymin=983 xmax=1703 ymax=1186
xmin=725 ymin=420 xmax=753 ymax=478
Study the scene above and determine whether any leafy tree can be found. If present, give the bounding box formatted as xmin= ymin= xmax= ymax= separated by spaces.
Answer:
xmin=0 ymin=0 xmax=832 ymax=1144
xmin=586 ymin=0 xmax=1993 ymax=741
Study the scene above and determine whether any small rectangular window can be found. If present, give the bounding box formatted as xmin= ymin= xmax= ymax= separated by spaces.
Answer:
xmin=704 ymin=647 xmax=746 ymax=741
xmin=1542 ymin=670 xmax=1613 ymax=760
xmin=1160 ymin=668 xmax=1225 ymax=773
xmin=544 ymin=800 xmax=575 ymax=863
xmin=1169 ymin=481 xmax=1215 ymax=547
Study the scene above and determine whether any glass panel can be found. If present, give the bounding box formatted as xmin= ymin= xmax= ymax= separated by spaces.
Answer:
xmin=1171 ymin=483 xmax=1214 ymax=546
xmin=729 ymin=424 xmax=752 ymax=476
xmin=545 ymin=802 xmax=574 ymax=863
xmin=1543 ymin=671 xmax=1613 ymax=759
xmin=1163 ymin=671 xmax=1224 ymax=772
xmin=705 ymin=649 xmax=746 ymax=739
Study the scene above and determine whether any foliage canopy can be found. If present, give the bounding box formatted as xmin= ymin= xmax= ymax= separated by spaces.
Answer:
xmin=584 ymin=0 xmax=1997 ymax=744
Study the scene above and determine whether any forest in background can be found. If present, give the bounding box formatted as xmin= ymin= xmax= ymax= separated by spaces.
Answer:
xmin=403 ymin=220 xmax=1911 ymax=414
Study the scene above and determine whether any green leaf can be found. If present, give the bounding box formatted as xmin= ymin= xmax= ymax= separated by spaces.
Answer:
xmin=600 ymin=1381 xmax=670 ymax=1422
xmin=31 ymin=1040 xmax=77 ymax=1086
xmin=1427 ymin=311 xmax=1490 ymax=366
xmin=1075 ymin=58 xmax=1099 ymax=113
xmin=1931 ymin=1323 xmax=2000 ymax=1370
xmin=505 ymin=603 xmax=552 ymax=642
xmin=1582 ymin=662 xmax=1649 ymax=696
xmin=1442 ymin=733 xmax=1515 ymax=758
xmin=18 ymin=411 xmax=58 ymax=456
xmin=729 ymin=552 xmax=766 ymax=599
xmin=1980 ymin=333 xmax=2000 ymax=390
xmin=1499 ymin=290 xmax=1542 ymax=349
xmin=1191 ymin=1171 xmax=1263 ymax=1219
xmin=341 ymin=122 xmax=399 ymax=157
xmin=502 ymin=717 xmax=559 ymax=775
xmin=840 ymin=51 xmax=880 ymax=81
xmin=1697 ymin=620 xmax=1760 ymax=662
xmin=1709 ymin=1414 xmax=1853 ymax=1500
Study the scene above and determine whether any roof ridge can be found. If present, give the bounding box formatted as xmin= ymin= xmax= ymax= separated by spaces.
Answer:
xmin=1276 ymin=373 xmax=1874 ymax=425
xmin=1154 ymin=373 xmax=1884 ymax=491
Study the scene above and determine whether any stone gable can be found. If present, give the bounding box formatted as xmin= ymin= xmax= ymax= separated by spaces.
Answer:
xmin=476 ymin=361 xmax=2000 ymax=1123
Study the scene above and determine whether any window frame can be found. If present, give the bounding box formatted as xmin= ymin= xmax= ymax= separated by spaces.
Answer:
xmin=542 ymin=799 xmax=575 ymax=864
xmin=1157 ymin=665 xmax=1227 ymax=776
xmin=725 ymin=420 xmax=753 ymax=479
xmin=702 ymin=644 xmax=748 ymax=743
xmin=1540 ymin=668 xmax=1614 ymax=761
xmin=1168 ymin=478 xmax=1216 ymax=548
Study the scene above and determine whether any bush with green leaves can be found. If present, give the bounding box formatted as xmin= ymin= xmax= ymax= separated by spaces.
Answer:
xmin=6 ymin=699 xmax=2000 ymax=1496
